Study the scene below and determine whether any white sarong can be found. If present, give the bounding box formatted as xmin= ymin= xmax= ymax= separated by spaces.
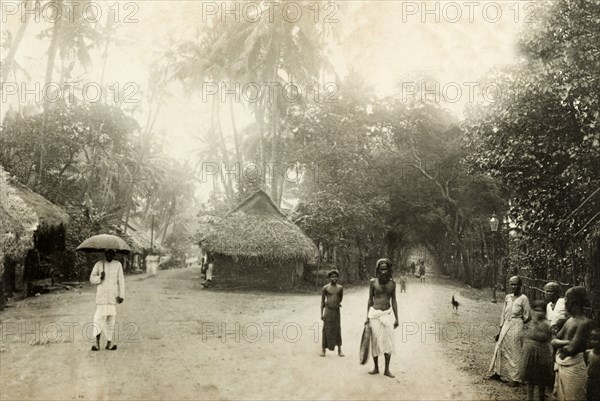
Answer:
xmin=368 ymin=307 xmax=395 ymax=357
xmin=553 ymin=352 xmax=587 ymax=401
xmin=93 ymin=304 xmax=117 ymax=341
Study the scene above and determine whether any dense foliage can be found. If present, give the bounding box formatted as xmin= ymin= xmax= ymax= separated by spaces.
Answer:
xmin=2 ymin=0 xmax=598 ymax=291
xmin=464 ymin=0 xmax=600 ymax=283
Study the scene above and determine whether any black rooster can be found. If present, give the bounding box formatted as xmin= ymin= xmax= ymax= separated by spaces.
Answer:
xmin=452 ymin=295 xmax=460 ymax=312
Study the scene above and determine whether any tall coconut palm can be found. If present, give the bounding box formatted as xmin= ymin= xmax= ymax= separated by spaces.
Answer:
xmin=1 ymin=0 xmax=34 ymax=83
xmin=204 ymin=1 xmax=332 ymax=205
xmin=172 ymin=26 xmax=240 ymax=201
xmin=37 ymin=0 xmax=100 ymax=184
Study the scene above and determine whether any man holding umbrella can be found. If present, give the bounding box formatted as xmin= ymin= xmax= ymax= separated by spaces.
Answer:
xmin=89 ymin=249 xmax=125 ymax=351
xmin=78 ymin=234 xmax=130 ymax=350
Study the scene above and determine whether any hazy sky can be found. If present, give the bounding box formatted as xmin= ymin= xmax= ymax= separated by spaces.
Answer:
xmin=2 ymin=0 xmax=534 ymax=165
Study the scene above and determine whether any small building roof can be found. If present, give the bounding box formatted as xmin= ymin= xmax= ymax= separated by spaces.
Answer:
xmin=226 ymin=189 xmax=286 ymax=218
xmin=9 ymin=182 xmax=69 ymax=227
xmin=200 ymin=190 xmax=316 ymax=262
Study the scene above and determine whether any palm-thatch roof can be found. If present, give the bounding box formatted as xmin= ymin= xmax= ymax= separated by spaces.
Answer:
xmin=9 ymin=182 xmax=69 ymax=227
xmin=200 ymin=190 xmax=316 ymax=262
xmin=112 ymin=229 xmax=144 ymax=255
xmin=0 ymin=207 xmax=20 ymax=233
xmin=125 ymin=224 xmax=151 ymax=254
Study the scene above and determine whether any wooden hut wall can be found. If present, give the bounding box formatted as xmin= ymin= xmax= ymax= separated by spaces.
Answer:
xmin=214 ymin=255 xmax=302 ymax=290
xmin=2 ymin=256 xmax=17 ymax=295
xmin=23 ymin=224 xmax=67 ymax=282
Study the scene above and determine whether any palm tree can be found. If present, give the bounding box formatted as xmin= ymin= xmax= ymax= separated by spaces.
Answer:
xmin=1 ymin=0 xmax=34 ymax=83
xmin=176 ymin=2 xmax=331 ymax=205
xmin=122 ymin=132 xmax=169 ymax=234
xmin=37 ymin=0 xmax=100 ymax=184
xmin=172 ymin=26 xmax=240 ymax=201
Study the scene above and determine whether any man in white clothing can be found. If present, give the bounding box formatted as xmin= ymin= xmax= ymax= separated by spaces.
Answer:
xmin=544 ymin=281 xmax=567 ymax=336
xmin=90 ymin=249 xmax=125 ymax=351
xmin=201 ymin=253 xmax=214 ymax=288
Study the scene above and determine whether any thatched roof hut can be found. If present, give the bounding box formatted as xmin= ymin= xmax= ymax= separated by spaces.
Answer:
xmin=0 ymin=207 xmax=20 ymax=234
xmin=9 ymin=182 xmax=69 ymax=228
xmin=200 ymin=190 xmax=316 ymax=263
xmin=1 ymin=170 xmax=69 ymax=302
xmin=199 ymin=190 xmax=316 ymax=289
xmin=1 ymin=173 xmax=69 ymax=257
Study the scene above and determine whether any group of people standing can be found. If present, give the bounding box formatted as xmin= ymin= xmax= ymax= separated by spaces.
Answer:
xmin=488 ymin=276 xmax=599 ymax=401
xmin=407 ymin=260 xmax=427 ymax=282
xmin=320 ymin=259 xmax=400 ymax=378
xmin=86 ymin=249 xmax=599 ymax=400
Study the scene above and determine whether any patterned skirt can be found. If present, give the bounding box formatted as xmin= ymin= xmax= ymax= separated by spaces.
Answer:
xmin=519 ymin=339 xmax=553 ymax=387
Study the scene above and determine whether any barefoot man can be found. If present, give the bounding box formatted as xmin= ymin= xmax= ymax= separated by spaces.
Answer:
xmin=320 ymin=269 xmax=344 ymax=357
xmin=365 ymin=258 xmax=399 ymax=378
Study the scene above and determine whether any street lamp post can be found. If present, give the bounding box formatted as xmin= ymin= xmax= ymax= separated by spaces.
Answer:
xmin=490 ymin=213 xmax=499 ymax=303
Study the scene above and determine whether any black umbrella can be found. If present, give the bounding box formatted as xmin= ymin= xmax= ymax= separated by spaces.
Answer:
xmin=76 ymin=234 xmax=132 ymax=254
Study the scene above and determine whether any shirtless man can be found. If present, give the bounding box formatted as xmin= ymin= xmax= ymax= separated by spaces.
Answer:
xmin=551 ymin=286 xmax=593 ymax=401
xmin=365 ymin=258 xmax=399 ymax=378
xmin=320 ymin=269 xmax=344 ymax=357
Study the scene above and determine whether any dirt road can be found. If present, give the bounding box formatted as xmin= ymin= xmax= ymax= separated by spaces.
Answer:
xmin=1 ymin=268 xmax=502 ymax=400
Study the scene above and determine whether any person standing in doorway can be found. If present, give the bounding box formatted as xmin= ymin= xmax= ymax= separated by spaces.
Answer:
xmin=202 ymin=253 xmax=214 ymax=288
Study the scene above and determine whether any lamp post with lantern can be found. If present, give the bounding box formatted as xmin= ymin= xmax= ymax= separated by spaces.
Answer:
xmin=490 ymin=213 xmax=499 ymax=303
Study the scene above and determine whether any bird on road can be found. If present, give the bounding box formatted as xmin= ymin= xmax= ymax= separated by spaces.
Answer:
xmin=452 ymin=295 xmax=460 ymax=312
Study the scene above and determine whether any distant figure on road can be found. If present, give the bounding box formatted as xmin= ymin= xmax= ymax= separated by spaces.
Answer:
xmin=365 ymin=258 xmax=399 ymax=378
xmin=399 ymin=272 xmax=407 ymax=293
xmin=320 ymin=269 xmax=344 ymax=357
xmin=488 ymin=276 xmax=531 ymax=386
xmin=410 ymin=262 xmax=416 ymax=276
xmin=201 ymin=253 xmax=214 ymax=288
xmin=89 ymin=249 xmax=125 ymax=351
xmin=551 ymin=286 xmax=592 ymax=401
xmin=418 ymin=260 xmax=426 ymax=282
xmin=544 ymin=281 xmax=567 ymax=337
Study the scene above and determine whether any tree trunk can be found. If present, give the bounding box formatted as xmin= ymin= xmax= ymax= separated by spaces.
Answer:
xmin=459 ymin=245 xmax=472 ymax=285
xmin=270 ymin=100 xmax=279 ymax=203
xmin=587 ymin=238 xmax=600 ymax=319
xmin=39 ymin=0 xmax=63 ymax=185
xmin=277 ymin=170 xmax=285 ymax=206
xmin=256 ymin=105 xmax=265 ymax=189
xmin=1 ymin=0 xmax=32 ymax=82
xmin=99 ymin=19 xmax=113 ymax=91
xmin=160 ymin=199 xmax=176 ymax=244
xmin=229 ymin=98 xmax=242 ymax=167
xmin=123 ymin=141 xmax=149 ymax=233
xmin=269 ymin=46 xmax=281 ymax=204
xmin=213 ymin=98 xmax=234 ymax=200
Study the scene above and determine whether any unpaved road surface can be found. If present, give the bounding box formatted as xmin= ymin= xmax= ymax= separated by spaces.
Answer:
xmin=1 ymin=268 xmax=502 ymax=400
